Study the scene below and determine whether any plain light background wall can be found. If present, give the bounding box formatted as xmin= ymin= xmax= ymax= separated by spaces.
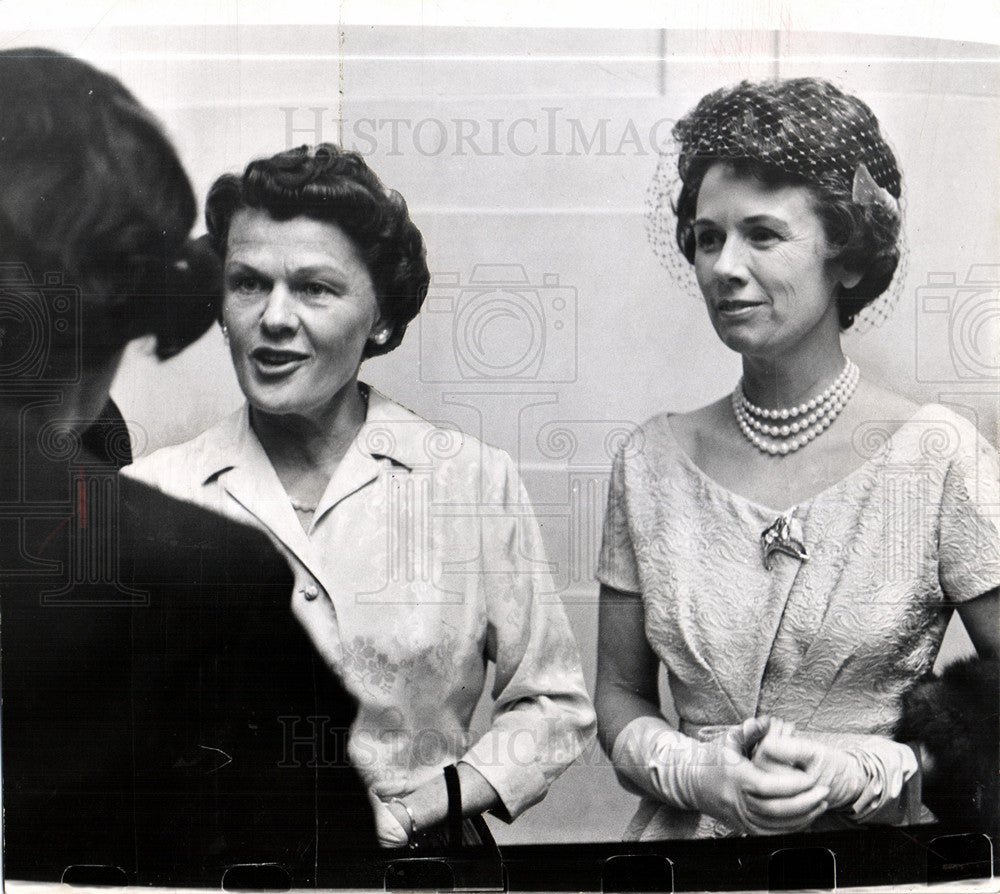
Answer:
xmin=4 ymin=23 xmax=998 ymax=842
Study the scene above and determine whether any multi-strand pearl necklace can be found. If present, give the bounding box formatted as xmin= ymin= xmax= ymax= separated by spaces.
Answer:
xmin=732 ymin=357 xmax=860 ymax=455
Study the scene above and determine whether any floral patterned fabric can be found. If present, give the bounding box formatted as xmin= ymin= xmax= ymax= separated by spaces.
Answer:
xmin=125 ymin=388 xmax=595 ymax=821
xmin=597 ymin=404 xmax=1000 ymax=839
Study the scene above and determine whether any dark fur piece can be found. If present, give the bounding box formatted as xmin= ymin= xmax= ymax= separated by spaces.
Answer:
xmin=896 ymin=658 xmax=999 ymax=834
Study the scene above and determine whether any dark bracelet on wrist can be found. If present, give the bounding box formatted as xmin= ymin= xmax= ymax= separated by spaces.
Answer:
xmin=443 ymin=763 xmax=463 ymax=847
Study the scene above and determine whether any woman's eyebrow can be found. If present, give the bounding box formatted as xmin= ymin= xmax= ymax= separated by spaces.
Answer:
xmin=289 ymin=264 xmax=349 ymax=280
xmin=741 ymin=214 xmax=790 ymax=228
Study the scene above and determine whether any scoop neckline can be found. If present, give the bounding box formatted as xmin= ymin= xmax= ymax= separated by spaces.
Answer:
xmin=659 ymin=402 xmax=941 ymax=518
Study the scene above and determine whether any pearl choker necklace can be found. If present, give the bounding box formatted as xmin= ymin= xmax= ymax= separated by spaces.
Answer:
xmin=732 ymin=357 xmax=859 ymax=455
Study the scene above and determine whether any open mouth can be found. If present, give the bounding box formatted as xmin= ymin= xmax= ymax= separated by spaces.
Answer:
xmin=250 ymin=346 xmax=309 ymax=372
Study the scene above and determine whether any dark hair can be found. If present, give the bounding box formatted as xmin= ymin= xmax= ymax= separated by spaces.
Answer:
xmin=673 ymin=78 xmax=902 ymax=329
xmin=0 ymin=48 xmax=216 ymax=361
xmin=205 ymin=144 xmax=430 ymax=358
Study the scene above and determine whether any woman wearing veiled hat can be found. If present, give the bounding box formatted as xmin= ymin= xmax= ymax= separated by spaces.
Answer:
xmin=594 ymin=78 xmax=1000 ymax=840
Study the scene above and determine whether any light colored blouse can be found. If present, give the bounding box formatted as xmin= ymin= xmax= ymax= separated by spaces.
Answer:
xmin=598 ymin=403 xmax=1000 ymax=839
xmin=125 ymin=388 xmax=595 ymax=821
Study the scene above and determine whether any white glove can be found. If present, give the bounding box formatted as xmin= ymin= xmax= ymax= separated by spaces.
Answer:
xmin=612 ymin=715 xmax=830 ymax=835
xmin=368 ymin=790 xmax=411 ymax=848
xmin=753 ymin=722 xmax=918 ymax=820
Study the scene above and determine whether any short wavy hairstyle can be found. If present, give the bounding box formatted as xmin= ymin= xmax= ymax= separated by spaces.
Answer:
xmin=672 ymin=78 xmax=902 ymax=329
xmin=205 ymin=144 xmax=430 ymax=358
xmin=0 ymin=47 xmax=216 ymax=362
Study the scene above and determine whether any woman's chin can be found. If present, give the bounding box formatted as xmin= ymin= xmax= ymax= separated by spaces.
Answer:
xmin=247 ymin=397 xmax=310 ymax=424
xmin=246 ymin=391 xmax=352 ymax=429
xmin=239 ymin=378 xmax=314 ymax=420
xmin=710 ymin=319 xmax=797 ymax=360
xmin=712 ymin=325 xmax=769 ymax=357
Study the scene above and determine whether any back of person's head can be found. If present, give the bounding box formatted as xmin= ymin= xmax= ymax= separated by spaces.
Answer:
xmin=0 ymin=48 xmax=217 ymax=368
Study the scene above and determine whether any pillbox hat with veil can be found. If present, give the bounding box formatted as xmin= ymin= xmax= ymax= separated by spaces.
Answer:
xmin=646 ymin=78 xmax=905 ymax=330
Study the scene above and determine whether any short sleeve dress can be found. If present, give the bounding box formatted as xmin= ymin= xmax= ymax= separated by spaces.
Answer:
xmin=597 ymin=404 xmax=1000 ymax=840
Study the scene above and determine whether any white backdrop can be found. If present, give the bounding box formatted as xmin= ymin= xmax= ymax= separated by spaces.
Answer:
xmin=4 ymin=15 xmax=998 ymax=843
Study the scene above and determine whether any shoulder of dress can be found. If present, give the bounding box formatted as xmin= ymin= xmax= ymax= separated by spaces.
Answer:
xmin=123 ymin=442 xmax=185 ymax=483
xmin=637 ymin=410 xmax=677 ymax=440
xmin=609 ymin=411 xmax=680 ymax=467
xmin=431 ymin=426 xmax=514 ymax=477
xmin=369 ymin=401 xmax=520 ymax=487
xmin=122 ymin=413 xmax=241 ymax=491
xmin=436 ymin=427 xmax=523 ymax=494
xmin=901 ymin=404 xmax=998 ymax=465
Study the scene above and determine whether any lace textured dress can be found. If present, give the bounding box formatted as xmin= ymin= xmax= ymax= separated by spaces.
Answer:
xmin=597 ymin=404 xmax=1000 ymax=840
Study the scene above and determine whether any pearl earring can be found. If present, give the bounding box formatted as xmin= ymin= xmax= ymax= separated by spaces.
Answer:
xmin=220 ymin=322 xmax=229 ymax=339
xmin=372 ymin=329 xmax=389 ymax=345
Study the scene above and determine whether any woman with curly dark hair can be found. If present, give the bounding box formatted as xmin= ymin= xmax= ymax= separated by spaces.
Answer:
xmin=595 ymin=79 xmax=999 ymax=840
xmin=126 ymin=143 xmax=595 ymax=848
